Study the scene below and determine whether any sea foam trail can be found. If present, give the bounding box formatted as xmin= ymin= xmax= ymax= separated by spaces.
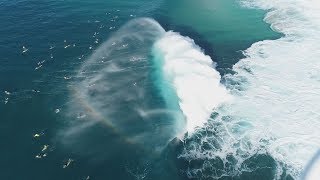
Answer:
xmin=180 ymin=0 xmax=320 ymax=179
xmin=153 ymin=32 xmax=231 ymax=134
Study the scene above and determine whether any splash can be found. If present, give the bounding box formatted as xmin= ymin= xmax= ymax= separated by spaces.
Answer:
xmin=59 ymin=18 xmax=230 ymax=156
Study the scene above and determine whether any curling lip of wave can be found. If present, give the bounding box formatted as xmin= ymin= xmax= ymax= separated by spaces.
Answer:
xmin=179 ymin=0 xmax=320 ymax=179
xmin=153 ymin=31 xmax=232 ymax=134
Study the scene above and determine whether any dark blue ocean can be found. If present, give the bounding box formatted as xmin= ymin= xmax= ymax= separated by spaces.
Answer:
xmin=2 ymin=0 xmax=319 ymax=180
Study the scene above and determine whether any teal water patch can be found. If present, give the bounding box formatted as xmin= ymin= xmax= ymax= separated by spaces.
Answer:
xmin=160 ymin=0 xmax=280 ymax=72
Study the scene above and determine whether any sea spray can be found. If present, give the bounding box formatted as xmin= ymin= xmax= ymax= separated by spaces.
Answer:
xmin=60 ymin=18 xmax=231 ymax=157
xmin=59 ymin=18 xmax=178 ymax=155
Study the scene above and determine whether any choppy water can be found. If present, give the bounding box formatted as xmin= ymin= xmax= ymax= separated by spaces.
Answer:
xmin=1 ymin=0 xmax=319 ymax=180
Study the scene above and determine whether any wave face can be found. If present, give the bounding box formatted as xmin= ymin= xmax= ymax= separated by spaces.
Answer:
xmin=179 ymin=0 xmax=320 ymax=179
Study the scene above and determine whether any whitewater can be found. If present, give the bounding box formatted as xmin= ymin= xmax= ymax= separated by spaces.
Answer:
xmin=180 ymin=0 xmax=320 ymax=179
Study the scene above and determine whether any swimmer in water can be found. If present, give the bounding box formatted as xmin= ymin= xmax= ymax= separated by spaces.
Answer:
xmin=22 ymin=46 xmax=28 ymax=53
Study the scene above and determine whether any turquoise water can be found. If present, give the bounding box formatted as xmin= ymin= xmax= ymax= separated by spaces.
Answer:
xmin=2 ymin=0 xmax=319 ymax=180
xmin=160 ymin=0 xmax=280 ymax=73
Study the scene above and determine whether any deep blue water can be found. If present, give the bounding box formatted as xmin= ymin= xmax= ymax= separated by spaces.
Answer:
xmin=0 ymin=0 xmax=288 ymax=180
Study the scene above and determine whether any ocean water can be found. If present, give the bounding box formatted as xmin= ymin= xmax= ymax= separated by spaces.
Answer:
xmin=1 ymin=0 xmax=319 ymax=180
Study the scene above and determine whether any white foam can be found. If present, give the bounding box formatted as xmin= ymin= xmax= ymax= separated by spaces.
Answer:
xmin=230 ymin=0 xmax=320 ymax=177
xmin=154 ymin=32 xmax=232 ymax=134
xmin=180 ymin=0 xmax=320 ymax=178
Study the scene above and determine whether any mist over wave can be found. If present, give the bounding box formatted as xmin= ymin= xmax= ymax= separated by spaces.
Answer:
xmin=58 ymin=18 xmax=230 ymax=159
xmin=58 ymin=18 xmax=173 ymax=155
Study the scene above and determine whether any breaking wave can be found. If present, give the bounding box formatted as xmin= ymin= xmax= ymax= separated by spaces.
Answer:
xmin=57 ymin=2 xmax=320 ymax=178
xmin=59 ymin=18 xmax=230 ymax=156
